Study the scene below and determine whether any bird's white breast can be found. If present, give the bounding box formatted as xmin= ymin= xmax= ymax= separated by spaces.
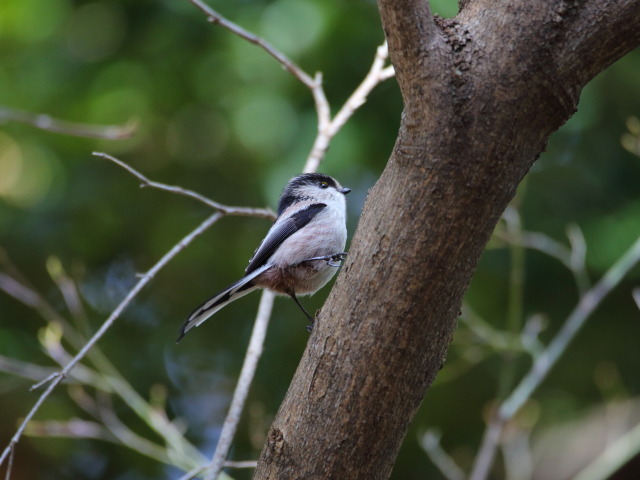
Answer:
xmin=269 ymin=205 xmax=346 ymax=267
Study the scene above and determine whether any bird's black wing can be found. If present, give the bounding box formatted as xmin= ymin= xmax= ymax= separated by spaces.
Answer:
xmin=245 ymin=203 xmax=326 ymax=274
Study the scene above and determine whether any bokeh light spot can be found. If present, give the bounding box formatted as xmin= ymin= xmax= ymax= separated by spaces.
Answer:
xmin=89 ymin=87 xmax=150 ymax=125
xmin=66 ymin=3 xmax=127 ymax=62
xmin=167 ymin=104 xmax=230 ymax=165
xmin=231 ymin=92 xmax=296 ymax=157
xmin=259 ymin=0 xmax=327 ymax=56
xmin=0 ymin=134 xmax=58 ymax=208
xmin=1 ymin=0 xmax=71 ymax=44
xmin=0 ymin=133 xmax=23 ymax=196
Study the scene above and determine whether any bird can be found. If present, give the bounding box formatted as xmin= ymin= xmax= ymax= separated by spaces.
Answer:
xmin=177 ymin=173 xmax=350 ymax=342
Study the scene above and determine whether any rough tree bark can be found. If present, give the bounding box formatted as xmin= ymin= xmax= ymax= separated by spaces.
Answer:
xmin=253 ymin=1 xmax=640 ymax=479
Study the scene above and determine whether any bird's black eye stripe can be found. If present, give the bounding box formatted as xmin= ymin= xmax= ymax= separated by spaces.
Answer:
xmin=278 ymin=173 xmax=338 ymax=215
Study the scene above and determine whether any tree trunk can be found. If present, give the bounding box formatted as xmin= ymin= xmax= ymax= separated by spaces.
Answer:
xmin=253 ymin=1 xmax=640 ymax=479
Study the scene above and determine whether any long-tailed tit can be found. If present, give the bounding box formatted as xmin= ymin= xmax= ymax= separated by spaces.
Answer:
xmin=177 ymin=173 xmax=350 ymax=342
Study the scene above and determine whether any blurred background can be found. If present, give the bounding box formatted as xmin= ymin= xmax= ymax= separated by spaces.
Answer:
xmin=1 ymin=0 xmax=640 ymax=479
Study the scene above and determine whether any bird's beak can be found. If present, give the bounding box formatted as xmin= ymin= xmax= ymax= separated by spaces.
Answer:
xmin=340 ymin=187 xmax=351 ymax=195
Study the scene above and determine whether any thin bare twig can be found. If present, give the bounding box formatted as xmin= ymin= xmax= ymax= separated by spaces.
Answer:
xmin=419 ymin=430 xmax=465 ymax=480
xmin=566 ymin=223 xmax=590 ymax=291
xmin=0 ymin=374 xmax=61 ymax=469
xmin=495 ymin=229 xmax=572 ymax=269
xmin=4 ymin=231 xmax=206 ymax=465
xmin=92 ymin=152 xmax=275 ymax=219
xmin=469 ymin=235 xmax=640 ymax=480
xmin=60 ymin=358 xmax=206 ymax=469
xmin=495 ymin=223 xmax=591 ymax=295
xmin=0 ymin=356 xmax=59 ymax=383
xmin=499 ymin=206 xmax=526 ymax=399
xmin=459 ymin=305 xmax=531 ymax=354
xmin=573 ymin=419 xmax=640 ymax=480
xmin=0 ymin=273 xmax=41 ymax=308
xmin=185 ymin=0 xmax=394 ymax=173
xmin=186 ymin=0 xmax=315 ymax=88
xmin=0 ymin=107 xmax=137 ymax=139
xmin=97 ymin=399 xmax=201 ymax=471
xmin=3 ymin=448 xmax=14 ymax=480
xmin=30 ymin=372 xmax=62 ymax=391
xmin=0 ymin=150 xmax=273 ymax=475
xmin=0 ymin=256 xmax=88 ymax=351
xmin=204 ymin=290 xmax=275 ymax=480
xmin=176 ymin=466 xmax=205 ymax=480
xmin=46 ymin=257 xmax=90 ymax=334
xmin=0 ymin=212 xmax=223 ymax=468
xmin=24 ymin=419 xmax=112 ymax=441
xmin=304 ymin=42 xmax=395 ymax=172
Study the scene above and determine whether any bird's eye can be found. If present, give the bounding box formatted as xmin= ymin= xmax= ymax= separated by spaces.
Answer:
xmin=320 ymin=182 xmax=329 ymax=189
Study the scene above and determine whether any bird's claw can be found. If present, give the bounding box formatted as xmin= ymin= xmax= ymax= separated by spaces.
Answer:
xmin=328 ymin=252 xmax=347 ymax=267
xmin=303 ymin=252 xmax=347 ymax=267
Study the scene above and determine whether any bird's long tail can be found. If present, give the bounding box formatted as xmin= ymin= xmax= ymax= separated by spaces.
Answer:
xmin=177 ymin=265 xmax=269 ymax=342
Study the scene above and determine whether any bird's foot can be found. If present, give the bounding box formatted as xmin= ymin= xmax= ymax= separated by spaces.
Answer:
xmin=328 ymin=252 xmax=347 ymax=267
xmin=303 ymin=252 xmax=347 ymax=267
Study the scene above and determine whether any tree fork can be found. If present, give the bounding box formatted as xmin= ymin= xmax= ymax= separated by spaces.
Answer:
xmin=253 ymin=1 xmax=640 ymax=479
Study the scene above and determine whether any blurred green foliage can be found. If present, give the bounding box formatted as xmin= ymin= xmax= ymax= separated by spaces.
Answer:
xmin=1 ymin=0 xmax=640 ymax=479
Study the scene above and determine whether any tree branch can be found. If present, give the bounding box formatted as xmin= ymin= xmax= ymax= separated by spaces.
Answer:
xmin=554 ymin=0 xmax=640 ymax=86
xmin=469 ymin=235 xmax=640 ymax=480
xmin=0 ymin=107 xmax=137 ymax=139
xmin=203 ymin=291 xmax=275 ymax=480
xmin=187 ymin=0 xmax=395 ymax=175
xmin=304 ymin=42 xmax=395 ymax=173
xmin=92 ymin=152 xmax=275 ymax=219
xmin=186 ymin=0 xmax=315 ymax=88
xmin=0 ymin=212 xmax=222 ymax=468
xmin=377 ymin=0 xmax=437 ymax=95
xmin=573 ymin=418 xmax=640 ymax=480
xmin=419 ymin=430 xmax=465 ymax=480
